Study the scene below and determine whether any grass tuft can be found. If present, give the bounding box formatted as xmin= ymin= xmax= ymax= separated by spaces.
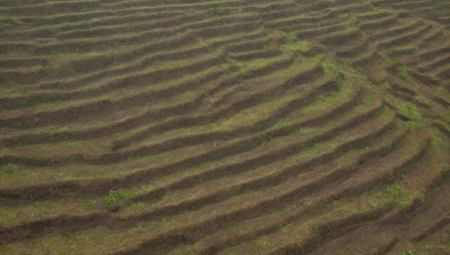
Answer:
xmin=103 ymin=189 xmax=133 ymax=207
xmin=284 ymin=32 xmax=297 ymax=40
xmin=81 ymin=199 xmax=96 ymax=211
xmin=389 ymin=184 xmax=410 ymax=208
xmin=398 ymin=65 xmax=408 ymax=78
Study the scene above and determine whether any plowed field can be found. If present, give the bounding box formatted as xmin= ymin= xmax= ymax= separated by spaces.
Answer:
xmin=1 ymin=0 xmax=450 ymax=254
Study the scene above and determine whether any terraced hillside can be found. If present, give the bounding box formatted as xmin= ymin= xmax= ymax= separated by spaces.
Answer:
xmin=1 ymin=0 xmax=450 ymax=254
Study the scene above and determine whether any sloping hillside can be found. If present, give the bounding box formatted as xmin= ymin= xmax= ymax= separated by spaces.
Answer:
xmin=1 ymin=0 xmax=450 ymax=254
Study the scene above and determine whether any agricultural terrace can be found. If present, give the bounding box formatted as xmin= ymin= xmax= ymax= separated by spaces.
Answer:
xmin=1 ymin=0 xmax=450 ymax=254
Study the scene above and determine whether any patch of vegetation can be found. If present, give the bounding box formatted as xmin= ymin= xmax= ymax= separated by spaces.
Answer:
xmin=280 ymin=41 xmax=311 ymax=53
xmin=283 ymin=205 xmax=294 ymax=213
xmin=284 ymin=31 xmax=297 ymax=40
xmin=398 ymin=65 xmax=408 ymax=78
xmin=102 ymin=53 xmax=116 ymax=65
xmin=31 ymin=155 xmax=42 ymax=166
xmin=275 ymin=117 xmax=290 ymax=129
xmin=435 ymin=86 xmax=445 ymax=94
xmin=184 ymin=92 xmax=195 ymax=99
xmin=0 ymin=164 xmax=34 ymax=188
xmin=131 ymin=201 xmax=148 ymax=210
xmin=325 ymin=61 xmax=345 ymax=83
xmin=31 ymin=65 xmax=47 ymax=74
xmin=264 ymin=42 xmax=277 ymax=49
xmin=10 ymin=138 xmax=21 ymax=146
xmin=296 ymin=128 xmax=308 ymax=135
xmin=436 ymin=0 xmax=450 ymax=12
xmin=398 ymin=104 xmax=422 ymax=123
xmin=12 ymin=121 xmax=23 ymax=127
xmin=227 ymin=64 xmax=242 ymax=73
xmin=380 ymin=58 xmax=397 ymax=66
xmin=0 ymin=18 xmax=21 ymax=29
xmin=399 ymin=251 xmax=415 ymax=255
xmin=363 ymin=216 xmax=373 ymax=225
xmin=41 ymin=93 xmax=70 ymax=104
xmin=81 ymin=199 xmax=96 ymax=211
xmin=260 ymin=133 xmax=275 ymax=147
xmin=0 ymin=164 xmax=20 ymax=176
xmin=355 ymin=65 xmax=363 ymax=74
xmin=304 ymin=138 xmax=320 ymax=151
xmin=389 ymin=184 xmax=410 ymax=208
xmin=102 ymin=189 xmax=133 ymax=207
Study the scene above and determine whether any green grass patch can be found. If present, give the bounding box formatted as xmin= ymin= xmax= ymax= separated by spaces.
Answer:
xmin=324 ymin=60 xmax=345 ymax=83
xmin=102 ymin=189 xmax=133 ymax=207
xmin=81 ymin=199 xmax=96 ymax=211
xmin=284 ymin=31 xmax=297 ymax=40
xmin=398 ymin=104 xmax=422 ymax=123
xmin=389 ymin=184 xmax=411 ymax=208
xmin=31 ymin=65 xmax=47 ymax=74
xmin=280 ymin=41 xmax=311 ymax=53
xmin=398 ymin=65 xmax=408 ymax=78
xmin=275 ymin=117 xmax=290 ymax=129
xmin=0 ymin=18 xmax=21 ymax=29
xmin=355 ymin=65 xmax=363 ymax=74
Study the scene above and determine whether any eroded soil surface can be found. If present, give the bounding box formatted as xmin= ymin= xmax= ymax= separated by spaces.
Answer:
xmin=1 ymin=0 xmax=450 ymax=254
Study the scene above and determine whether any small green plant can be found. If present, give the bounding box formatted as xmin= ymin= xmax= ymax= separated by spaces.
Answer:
xmin=325 ymin=61 xmax=345 ymax=83
xmin=398 ymin=65 xmax=408 ymax=78
xmin=31 ymin=65 xmax=46 ymax=74
xmin=81 ymin=199 xmax=96 ymax=211
xmin=12 ymin=121 xmax=22 ymax=128
xmin=275 ymin=118 xmax=290 ymax=129
xmin=389 ymin=184 xmax=410 ymax=208
xmin=428 ymin=138 xmax=439 ymax=151
xmin=390 ymin=185 xmax=405 ymax=199
xmin=363 ymin=216 xmax=373 ymax=225
xmin=10 ymin=138 xmax=21 ymax=146
xmin=102 ymin=189 xmax=133 ymax=207
xmin=304 ymin=137 xmax=319 ymax=150
xmin=436 ymin=86 xmax=445 ymax=94
xmin=31 ymin=155 xmax=42 ymax=166
xmin=59 ymin=46 xmax=69 ymax=53
xmin=380 ymin=58 xmax=396 ymax=66
xmin=1 ymin=164 xmax=20 ymax=175
xmin=7 ymin=18 xmax=20 ymax=26
xmin=355 ymin=65 xmax=363 ymax=74
xmin=400 ymin=251 xmax=414 ymax=255
xmin=283 ymin=205 xmax=294 ymax=213
xmin=368 ymin=82 xmax=377 ymax=88
xmin=284 ymin=31 xmax=297 ymax=40
xmin=0 ymin=18 xmax=21 ymax=29
xmin=296 ymin=128 xmax=307 ymax=134
xmin=102 ymin=53 xmax=116 ymax=65
xmin=184 ymin=92 xmax=195 ymax=99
